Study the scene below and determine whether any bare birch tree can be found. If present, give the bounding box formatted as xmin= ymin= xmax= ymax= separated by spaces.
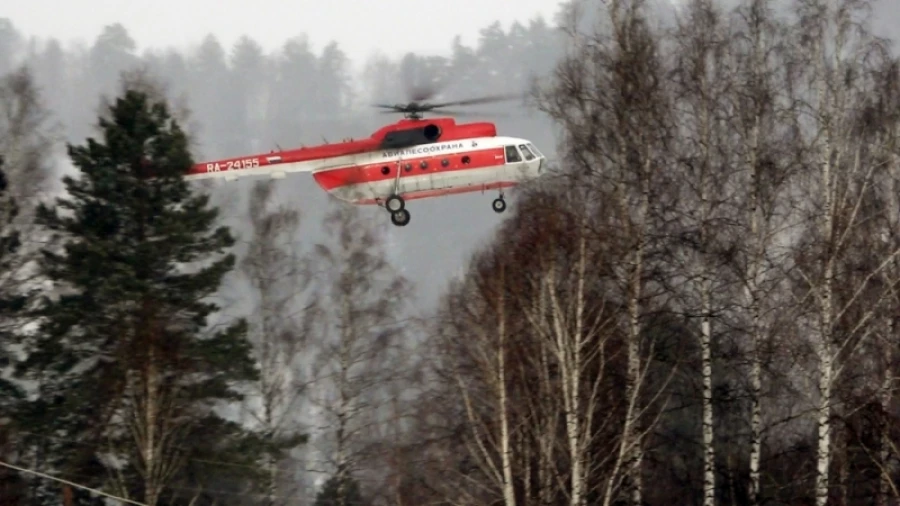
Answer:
xmin=430 ymin=187 xmax=572 ymax=506
xmin=536 ymin=1 xmax=674 ymax=502
xmin=427 ymin=183 xmax=678 ymax=506
xmin=518 ymin=199 xmax=597 ymax=506
xmin=788 ymin=1 xmax=900 ymax=502
xmin=668 ymin=3 xmax=739 ymax=502
xmin=511 ymin=186 xmax=641 ymax=506
xmin=862 ymin=53 xmax=900 ymax=506
xmin=820 ymin=39 xmax=900 ymax=505
xmin=240 ymin=180 xmax=313 ymax=506
xmin=0 ymin=66 xmax=56 ymax=312
xmin=308 ymin=203 xmax=412 ymax=505
xmin=724 ymin=1 xmax=800 ymax=503
xmin=435 ymin=251 xmax=523 ymax=506
xmin=0 ymin=65 xmax=55 ymax=206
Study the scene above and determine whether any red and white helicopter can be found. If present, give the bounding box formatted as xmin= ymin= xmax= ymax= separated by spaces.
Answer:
xmin=183 ymin=90 xmax=547 ymax=226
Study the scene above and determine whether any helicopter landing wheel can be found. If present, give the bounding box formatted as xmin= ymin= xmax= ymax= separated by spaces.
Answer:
xmin=386 ymin=195 xmax=405 ymax=212
xmin=391 ymin=209 xmax=411 ymax=227
xmin=492 ymin=197 xmax=507 ymax=213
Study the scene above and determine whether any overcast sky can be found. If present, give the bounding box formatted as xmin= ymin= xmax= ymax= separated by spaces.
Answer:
xmin=4 ymin=0 xmax=564 ymax=64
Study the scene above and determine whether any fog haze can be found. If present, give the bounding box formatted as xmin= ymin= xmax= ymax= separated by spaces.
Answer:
xmin=3 ymin=0 xmax=563 ymax=64
xmin=5 ymin=1 xmax=900 ymax=501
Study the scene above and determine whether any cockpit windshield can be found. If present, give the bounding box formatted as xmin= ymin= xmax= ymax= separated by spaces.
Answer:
xmin=518 ymin=144 xmax=535 ymax=161
xmin=505 ymin=145 xmax=522 ymax=163
xmin=527 ymin=143 xmax=543 ymax=158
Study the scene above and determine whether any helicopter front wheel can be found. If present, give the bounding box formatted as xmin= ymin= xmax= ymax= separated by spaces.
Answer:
xmin=492 ymin=197 xmax=507 ymax=213
xmin=391 ymin=209 xmax=411 ymax=227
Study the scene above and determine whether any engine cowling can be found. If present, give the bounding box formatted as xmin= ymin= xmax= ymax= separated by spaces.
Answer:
xmin=379 ymin=123 xmax=442 ymax=149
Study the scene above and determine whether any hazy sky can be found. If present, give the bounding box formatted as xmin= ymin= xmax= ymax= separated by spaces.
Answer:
xmin=4 ymin=0 xmax=563 ymax=64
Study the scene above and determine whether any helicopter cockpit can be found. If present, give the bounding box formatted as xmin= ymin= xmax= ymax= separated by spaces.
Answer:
xmin=502 ymin=141 xmax=546 ymax=182
xmin=504 ymin=143 xmax=544 ymax=163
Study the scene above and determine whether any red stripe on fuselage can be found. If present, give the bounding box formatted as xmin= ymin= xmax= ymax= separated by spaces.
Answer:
xmin=187 ymin=140 xmax=378 ymax=176
xmin=312 ymin=147 xmax=505 ymax=191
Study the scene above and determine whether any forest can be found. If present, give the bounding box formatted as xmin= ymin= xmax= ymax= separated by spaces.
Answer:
xmin=4 ymin=0 xmax=900 ymax=505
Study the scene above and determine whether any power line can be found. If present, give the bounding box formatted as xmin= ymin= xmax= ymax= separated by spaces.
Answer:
xmin=0 ymin=459 xmax=148 ymax=506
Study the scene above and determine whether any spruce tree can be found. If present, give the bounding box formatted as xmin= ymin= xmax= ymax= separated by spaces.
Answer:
xmin=16 ymin=89 xmax=263 ymax=505
xmin=0 ymin=154 xmax=23 ymax=391
xmin=0 ymin=153 xmax=27 ymax=504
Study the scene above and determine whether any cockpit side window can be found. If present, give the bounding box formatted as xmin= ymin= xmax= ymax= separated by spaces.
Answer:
xmin=505 ymin=145 xmax=522 ymax=163
xmin=518 ymin=144 xmax=535 ymax=161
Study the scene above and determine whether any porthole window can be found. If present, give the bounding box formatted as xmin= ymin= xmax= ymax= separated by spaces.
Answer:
xmin=404 ymin=163 xmax=412 ymax=171
xmin=381 ymin=166 xmax=390 ymax=175
xmin=462 ymin=155 xmax=471 ymax=164
xmin=441 ymin=158 xmax=449 ymax=167
xmin=420 ymin=160 xmax=428 ymax=169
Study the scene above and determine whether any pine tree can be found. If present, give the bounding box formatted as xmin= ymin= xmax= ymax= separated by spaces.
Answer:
xmin=16 ymin=89 xmax=263 ymax=505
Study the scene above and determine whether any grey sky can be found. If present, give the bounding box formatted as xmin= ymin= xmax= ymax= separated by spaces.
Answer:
xmin=4 ymin=0 xmax=564 ymax=63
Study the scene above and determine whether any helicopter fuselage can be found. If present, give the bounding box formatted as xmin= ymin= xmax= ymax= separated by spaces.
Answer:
xmin=185 ymin=117 xmax=547 ymax=225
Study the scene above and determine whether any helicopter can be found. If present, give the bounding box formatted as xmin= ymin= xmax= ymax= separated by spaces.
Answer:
xmin=184 ymin=87 xmax=547 ymax=226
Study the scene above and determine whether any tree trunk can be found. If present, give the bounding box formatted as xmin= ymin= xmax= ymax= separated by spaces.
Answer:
xmin=497 ymin=263 xmax=516 ymax=506
xmin=143 ymin=342 xmax=161 ymax=506
xmin=701 ymin=277 xmax=715 ymax=506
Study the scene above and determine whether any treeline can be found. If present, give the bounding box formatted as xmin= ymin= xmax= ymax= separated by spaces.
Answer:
xmin=413 ymin=0 xmax=900 ymax=505
xmin=0 ymin=7 xmax=566 ymax=506
xmin=3 ymin=0 xmax=900 ymax=505
xmin=0 ymin=15 xmax=560 ymax=156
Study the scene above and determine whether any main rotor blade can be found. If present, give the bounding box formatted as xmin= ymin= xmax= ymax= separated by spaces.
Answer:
xmin=436 ymin=109 xmax=511 ymax=118
xmin=429 ymin=92 xmax=524 ymax=109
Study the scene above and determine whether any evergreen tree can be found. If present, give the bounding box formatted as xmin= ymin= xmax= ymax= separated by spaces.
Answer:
xmin=16 ymin=89 xmax=264 ymax=505
xmin=0 ymin=152 xmax=26 ymax=465
xmin=0 ymin=146 xmax=39 ymax=506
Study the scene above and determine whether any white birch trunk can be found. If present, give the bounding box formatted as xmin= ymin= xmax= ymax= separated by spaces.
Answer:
xmin=813 ymin=127 xmax=835 ymax=506
xmin=497 ymin=264 xmax=517 ymax=506
xmin=745 ymin=22 xmax=765 ymax=503
xmin=744 ymin=145 xmax=764 ymax=506
xmin=697 ymin=36 xmax=716 ymax=505
xmin=700 ymin=277 xmax=715 ymax=506
xmin=601 ymin=182 xmax=647 ymax=506
xmin=746 ymin=272 xmax=764 ymax=506
xmin=878 ymin=364 xmax=894 ymax=506
xmin=263 ymin=393 xmax=278 ymax=506
xmin=738 ymin=3 xmax=781 ymax=502
xmin=554 ymin=218 xmax=588 ymax=506
xmin=627 ymin=176 xmax=649 ymax=506
xmin=451 ymin=264 xmax=521 ymax=506
xmin=814 ymin=7 xmax=836 ymax=502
